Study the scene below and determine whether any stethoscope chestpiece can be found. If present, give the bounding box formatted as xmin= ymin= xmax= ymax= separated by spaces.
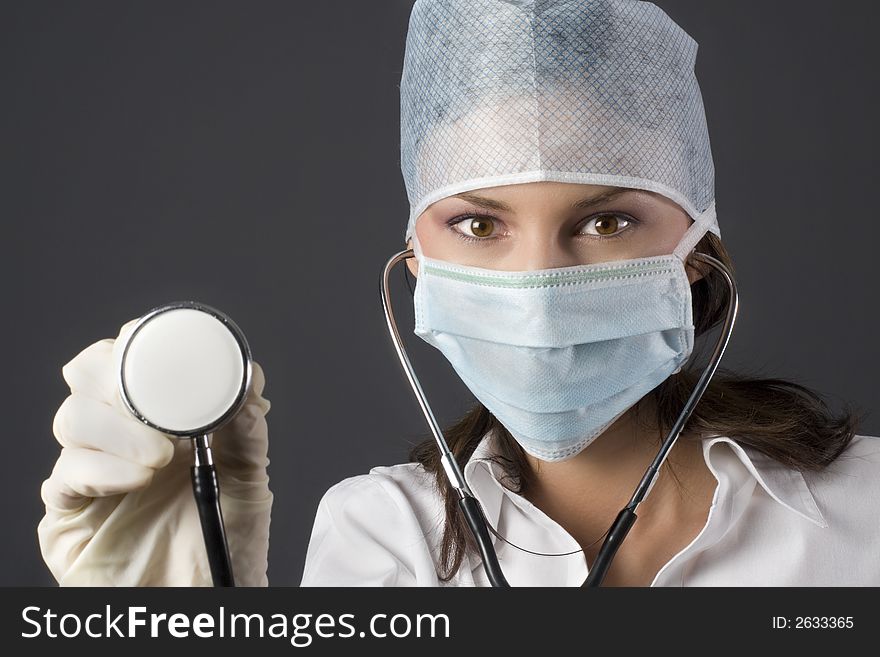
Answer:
xmin=116 ymin=300 xmax=252 ymax=438
xmin=114 ymin=300 xmax=253 ymax=587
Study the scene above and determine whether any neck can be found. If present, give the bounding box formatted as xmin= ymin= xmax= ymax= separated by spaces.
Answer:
xmin=522 ymin=397 xmax=715 ymax=552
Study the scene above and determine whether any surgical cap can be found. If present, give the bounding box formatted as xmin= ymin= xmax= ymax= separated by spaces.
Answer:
xmin=399 ymin=0 xmax=720 ymax=251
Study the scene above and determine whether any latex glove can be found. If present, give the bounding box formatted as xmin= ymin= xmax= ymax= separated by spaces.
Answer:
xmin=37 ymin=318 xmax=273 ymax=586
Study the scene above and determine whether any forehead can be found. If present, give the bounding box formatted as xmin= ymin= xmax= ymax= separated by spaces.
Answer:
xmin=453 ymin=182 xmax=632 ymax=204
xmin=429 ymin=182 xmax=670 ymax=213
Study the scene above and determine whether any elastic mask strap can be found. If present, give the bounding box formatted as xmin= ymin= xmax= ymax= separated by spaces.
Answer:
xmin=672 ymin=200 xmax=717 ymax=262
xmin=411 ymin=226 xmax=424 ymax=261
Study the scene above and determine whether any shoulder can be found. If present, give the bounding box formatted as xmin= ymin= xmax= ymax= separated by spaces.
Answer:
xmin=300 ymin=462 xmax=447 ymax=586
xmin=803 ymin=433 xmax=880 ymax=524
xmin=316 ymin=461 xmax=443 ymax=527
xmin=809 ymin=433 xmax=880 ymax=485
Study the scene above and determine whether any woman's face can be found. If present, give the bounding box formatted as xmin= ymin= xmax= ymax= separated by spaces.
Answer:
xmin=406 ymin=181 xmax=702 ymax=284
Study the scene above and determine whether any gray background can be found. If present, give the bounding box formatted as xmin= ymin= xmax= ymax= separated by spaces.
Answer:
xmin=2 ymin=0 xmax=877 ymax=586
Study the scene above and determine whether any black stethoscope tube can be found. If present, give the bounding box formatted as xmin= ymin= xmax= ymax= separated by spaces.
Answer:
xmin=381 ymin=249 xmax=738 ymax=588
xmin=457 ymin=492 xmax=511 ymax=587
xmin=191 ymin=434 xmax=236 ymax=587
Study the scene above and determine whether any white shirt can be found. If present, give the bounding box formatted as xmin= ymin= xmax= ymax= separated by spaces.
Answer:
xmin=299 ymin=429 xmax=880 ymax=586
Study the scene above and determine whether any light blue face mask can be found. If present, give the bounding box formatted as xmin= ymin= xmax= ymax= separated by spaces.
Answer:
xmin=412 ymin=210 xmax=714 ymax=462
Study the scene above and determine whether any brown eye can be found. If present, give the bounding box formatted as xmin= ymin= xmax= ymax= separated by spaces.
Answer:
xmin=595 ymin=215 xmax=618 ymax=235
xmin=581 ymin=213 xmax=631 ymax=237
xmin=469 ymin=217 xmax=494 ymax=237
xmin=454 ymin=216 xmax=496 ymax=238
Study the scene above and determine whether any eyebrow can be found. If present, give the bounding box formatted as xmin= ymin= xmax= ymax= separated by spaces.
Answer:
xmin=452 ymin=187 xmax=637 ymax=213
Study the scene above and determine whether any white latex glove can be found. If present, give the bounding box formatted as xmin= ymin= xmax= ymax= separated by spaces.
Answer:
xmin=37 ymin=318 xmax=273 ymax=586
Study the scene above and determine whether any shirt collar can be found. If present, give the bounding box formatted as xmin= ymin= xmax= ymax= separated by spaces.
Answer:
xmin=462 ymin=427 xmax=829 ymax=540
xmin=708 ymin=436 xmax=828 ymax=528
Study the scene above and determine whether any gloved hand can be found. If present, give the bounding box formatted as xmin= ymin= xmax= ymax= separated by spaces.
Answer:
xmin=37 ymin=318 xmax=273 ymax=586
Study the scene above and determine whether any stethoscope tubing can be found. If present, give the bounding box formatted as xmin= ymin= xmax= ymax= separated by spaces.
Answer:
xmin=380 ymin=249 xmax=739 ymax=588
xmin=191 ymin=434 xmax=236 ymax=587
xmin=582 ymin=252 xmax=739 ymax=586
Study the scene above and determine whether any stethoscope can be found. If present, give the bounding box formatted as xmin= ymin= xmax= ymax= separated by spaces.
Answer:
xmin=380 ymin=249 xmax=739 ymax=587
xmin=115 ymin=301 xmax=253 ymax=587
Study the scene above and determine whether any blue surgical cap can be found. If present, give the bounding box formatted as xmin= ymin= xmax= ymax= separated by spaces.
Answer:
xmin=399 ymin=0 xmax=719 ymax=250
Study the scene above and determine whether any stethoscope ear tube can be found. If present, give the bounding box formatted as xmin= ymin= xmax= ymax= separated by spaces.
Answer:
xmin=382 ymin=250 xmax=512 ymax=586
xmin=581 ymin=252 xmax=738 ymax=587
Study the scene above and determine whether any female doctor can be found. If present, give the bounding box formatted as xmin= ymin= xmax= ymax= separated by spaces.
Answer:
xmin=38 ymin=0 xmax=879 ymax=587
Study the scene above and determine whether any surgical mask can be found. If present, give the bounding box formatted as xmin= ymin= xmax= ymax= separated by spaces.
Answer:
xmin=412 ymin=208 xmax=714 ymax=462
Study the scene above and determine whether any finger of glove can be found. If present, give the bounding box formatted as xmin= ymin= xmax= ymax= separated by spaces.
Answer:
xmin=244 ymin=359 xmax=270 ymax=415
xmin=53 ymin=393 xmax=175 ymax=469
xmin=212 ymin=360 xmax=270 ymax=481
xmin=61 ymin=318 xmax=140 ymax=406
xmin=41 ymin=447 xmax=155 ymax=511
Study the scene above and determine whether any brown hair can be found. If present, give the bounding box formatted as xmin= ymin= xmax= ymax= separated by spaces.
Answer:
xmin=405 ymin=232 xmax=863 ymax=581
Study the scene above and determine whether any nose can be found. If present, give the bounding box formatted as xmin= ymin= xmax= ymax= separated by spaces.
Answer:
xmin=512 ymin=228 xmax=582 ymax=271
